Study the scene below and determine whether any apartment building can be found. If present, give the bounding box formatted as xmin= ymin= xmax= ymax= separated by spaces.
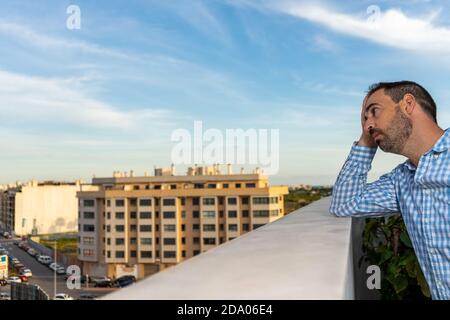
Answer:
xmin=77 ymin=165 xmax=289 ymax=279
xmin=0 ymin=180 xmax=85 ymax=236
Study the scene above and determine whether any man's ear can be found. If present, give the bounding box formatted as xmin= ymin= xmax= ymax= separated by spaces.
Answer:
xmin=402 ymin=93 xmax=416 ymax=116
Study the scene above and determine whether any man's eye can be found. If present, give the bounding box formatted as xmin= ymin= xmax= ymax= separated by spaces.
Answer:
xmin=372 ymin=108 xmax=380 ymax=117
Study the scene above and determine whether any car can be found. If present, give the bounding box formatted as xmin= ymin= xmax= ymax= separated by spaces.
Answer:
xmin=113 ymin=275 xmax=136 ymax=288
xmin=0 ymin=292 xmax=10 ymax=300
xmin=27 ymin=248 xmax=37 ymax=257
xmin=13 ymin=240 xmax=20 ymax=245
xmin=78 ymin=293 xmax=98 ymax=300
xmin=38 ymin=255 xmax=52 ymax=265
xmin=49 ymin=262 xmax=62 ymax=271
xmin=20 ymin=268 xmax=32 ymax=277
xmin=6 ymin=276 xmax=21 ymax=284
xmin=56 ymin=267 xmax=66 ymax=275
xmin=53 ymin=293 xmax=74 ymax=300
xmin=14 ymin=263 xmax=24 ymax=270
xmin=2 ymin=232 xmax=10 ymax=238
xmin=93 ymin=277 xmax=113 ymax=288
xmin=19 ymin=275 xmax=28 ymax=283
xmin=0 ymin=279 xmax=7 ymax=286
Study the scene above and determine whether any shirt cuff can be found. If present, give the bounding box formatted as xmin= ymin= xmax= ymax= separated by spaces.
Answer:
xmin=347 ymin=141 xmax=377 ymax=164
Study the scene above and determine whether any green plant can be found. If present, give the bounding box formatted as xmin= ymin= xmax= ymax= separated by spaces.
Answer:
xmin=360 ymin=215 xmax=431 ymax=300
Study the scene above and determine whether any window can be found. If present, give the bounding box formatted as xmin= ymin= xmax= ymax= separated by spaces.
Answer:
xmin=207 ymin=183 xmax=216 ymax=189
xmin=242 ymin=210 xmax=249 ymax=218
xmin=130 ymin=224 xmax=137 ymax=232
xmin=228 ymin=224 xmax=238 ymax=232
xmin=203 ymin=238 xmax=216 ymax=245
xmin=106 ymin=225 xmax=111 ymax=233
xmin=182 ymin=250 xmax=186 ymax=258
xmin=139 ymin=199 xmax=152 ymax=206
xmin=83 ymin=249 xmax=94 ymax=257
xmin=228 ymin=210 xmax=237 ymax=218
xmin=193 ymin=224 xmax=200 ymax=231
xmin=83 ymin=224 xmax=95 ymax=232
xmin=192 ymin=197 xmax=200 ymax=205
xmin=223 ymin=183 xmax=229 ymax=189
xmin=194 ymin=183 xmax=204 ymax=189
xmin=83 ymin=237 xmax=94 ymax=245
xmin=202 ymin=198 xmax=215 ymax=205
xmin=140 ymin=225 xmax=152 ymax=232
xmin=219 ymin=211 xmax=224 ymax=218
xmin=253 ymin=197 xmax=278 ymax=205
xmin=115 ymin=225 xmax=125 ymax=232
xmin=115 ymin=251 xmax=125 ymax=258
xmin=218 ymin=197 xmax=224 ymax=205
xmin=83 ymin=212 xmax=95 ymax=219
xmin=115 ymin=238 xmax=125 ymax=245
xmin=83 ymin=199 xmax=95 ymax=207
xmin=242 ymin=224 xmax=250 ymax=231
xmin=227 ymin=197 xmax=237 ymax=205
xmin=193 ymin=250 xmax=200 ymax=256
xmin=220 ymin=224 xmax=224 ymax=231
xmin=163 ymin=238 xmax=176 ymax=245
xmin=141 ymin=238 xmax=152 ymax=245
xmin=140 ymin=212 xmax=152 ymax=219
xmin=164 ymin=251 xmax=176 ymax=258
xmin=129 ymin=198 xmax=137 ymax=206
xmin=170 ymin=184 xmax=177 ymax=190
xmin=130 ymin=251 xmax=137 ymax=258
xmin=115 ymin=199 xmax=125 ymax=207
xmin=182 ymin=237 xmax=186 ymax=245
xmin=203 ymin=224 xmax=216 ymax=232
xmin=202 ymin=211 xmax=215 ymax=218
xmin=130 ymin=238 xmax=137 ymax=245
xmin=106 ymin=199 xmax=111 ymax=207
xmin=193 ymin=211 xmax=200 ymax=218
xmin=242 ymin=197 xmax=249 ymax=205
xmin=164 ymin=224 xmax=176 ymax=232
xmin=181 ymin=198 xmax=185 ymax=205
xmin=181 ymin=224 xmax=185 ymax=231
xmin=115 ymin=212 xmax=124 ymax=219
xmin=155 ymin=198 xmax=160 ymax=206
xmin=236 ymin=183 xmax=241 ymax=188
xmin=163 ymin=198 xmax=176 ymax=206
xmin=181 ymin=211 xmax=186 ymax=218
xmin=193 ymin=237 xmax=200 ymax=244
xmin=107 ymin=212 xmax=111 ymax=219
xmin=107 ymin=238 xmax=111 ymax=245
xmin=141 ymin=251 xmax=152 ymax=258
xmin=253 ymin=210 xmax=274 ymax=218
xmin=253 ymin=224 xmax=264 ymax=229
xmin=107 ymin=251 xmax=111 ymax=258
xmin=130 ymin=211 xmax=137 ymax=219
xmin=246 ymin=183 xmax=256 ymax=188
xmin=163 ymin=211 xmax=175 ymax=219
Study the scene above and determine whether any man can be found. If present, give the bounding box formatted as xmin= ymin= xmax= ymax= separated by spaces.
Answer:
xmin=330 ymin=81 xmax=449 ymax=300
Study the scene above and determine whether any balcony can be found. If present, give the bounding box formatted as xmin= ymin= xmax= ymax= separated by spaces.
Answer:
xmin=103 ymin=197 xmax=375 ymax=300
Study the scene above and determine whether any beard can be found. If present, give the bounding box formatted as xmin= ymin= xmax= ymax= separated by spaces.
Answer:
xmin=371 ymin=106 xmax=412 ymax=154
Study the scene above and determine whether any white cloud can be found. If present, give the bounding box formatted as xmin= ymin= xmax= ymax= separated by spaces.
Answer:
xmin=271 ymin=1 xmax=450 ymax=55
xmin=0 ymin=70 xmax=171 ymax=130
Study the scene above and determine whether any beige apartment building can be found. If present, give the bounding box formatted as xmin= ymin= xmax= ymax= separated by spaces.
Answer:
xmin=0 ymin=180 xmax=84 ymax=236
xmin=77 ymin=165 xmax=289 ymax=280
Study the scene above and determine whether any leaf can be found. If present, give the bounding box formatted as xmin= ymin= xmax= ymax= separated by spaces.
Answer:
xmin=391 ymin=275 xmax=409 ymax=294
xmin=417 ymin=268 xmax=431 ymax=298
xmin=400 ymin=232 xmax=413 ymax=248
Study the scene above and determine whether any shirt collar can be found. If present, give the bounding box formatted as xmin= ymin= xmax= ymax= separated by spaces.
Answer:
xmin=402 ymin=127 xmax=450 ymax=171
xmin=430 ymin=127 xmax=450 ymax=153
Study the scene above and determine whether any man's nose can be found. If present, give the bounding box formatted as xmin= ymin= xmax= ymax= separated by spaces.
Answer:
xmin=364 ymin=119 xmax=375 ymax=132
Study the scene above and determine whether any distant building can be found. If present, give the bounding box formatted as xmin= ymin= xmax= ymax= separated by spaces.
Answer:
xmin=77 ymin=165 xmax=289 ymax=279
xmin=0 ymin=180 xmax=86 ymax=236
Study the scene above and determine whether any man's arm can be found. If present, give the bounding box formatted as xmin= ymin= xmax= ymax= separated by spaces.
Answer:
xmin=330 ymin=142 xmax=400 ymax=217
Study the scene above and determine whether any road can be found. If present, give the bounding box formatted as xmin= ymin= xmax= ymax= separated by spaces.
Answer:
xmin=1 ymin=238 xmax=116 ymax=299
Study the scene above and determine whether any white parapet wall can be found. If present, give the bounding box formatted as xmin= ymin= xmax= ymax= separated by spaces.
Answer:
xmin=103 ymin=197 xmax=354 ymax=300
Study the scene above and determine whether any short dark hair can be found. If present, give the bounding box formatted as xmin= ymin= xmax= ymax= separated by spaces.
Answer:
xmin=367 ymin=81 xmax=437 ymax=123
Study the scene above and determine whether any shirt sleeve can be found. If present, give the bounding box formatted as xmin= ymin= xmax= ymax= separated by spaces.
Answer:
xmin=329 ymin=142 xmax=400 ymax=217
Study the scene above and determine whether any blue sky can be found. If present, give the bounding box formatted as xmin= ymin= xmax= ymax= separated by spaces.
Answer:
xmin=0 ymin=0 xmax=449 ymax=185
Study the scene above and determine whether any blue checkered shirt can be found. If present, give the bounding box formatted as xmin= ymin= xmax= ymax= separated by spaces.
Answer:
xmin=330 ymin=128 xmax=450 ymax=300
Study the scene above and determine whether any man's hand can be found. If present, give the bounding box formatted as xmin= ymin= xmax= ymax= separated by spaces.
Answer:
xmin=358 ymin=101 xmax=378 ymax=148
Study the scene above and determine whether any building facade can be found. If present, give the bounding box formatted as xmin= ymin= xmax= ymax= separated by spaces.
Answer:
xmin=77 ymin=165 xmax=289 ymax=279
xmin=0 ymin=180 xmax=84 ymax=236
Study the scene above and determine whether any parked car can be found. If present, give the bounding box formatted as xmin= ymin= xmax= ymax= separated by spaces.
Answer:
xmin=14 ymin=262 xmax=25 ymax=270
xmin=0 ymin=292 xmax=10 ymax=300
xmin=93 ymin=277 xmax=113 ymax=288
xmin=38 ymin=255 xmax=52 ymax=265
xmin=6 ymin=276 xmax=21 ymax=284
xmin=19 ymin=275 xmax=28 ymax=283
xmin=0 ymin=279 xmax=7 ymax=286
xmin=53 ymin=293 xmax=74 ymax=300
xmin=27 ymin=248 xmax=37 ymax=257
xmin=78 ymin=293 xmax=98 ymax=300
xmin=20 ymin=268 xmax=33 ymax=277
xmin=113 ymin=275 xmax=136 ymax=288
xmin=56 ymin=267 xmax=66 ymax=275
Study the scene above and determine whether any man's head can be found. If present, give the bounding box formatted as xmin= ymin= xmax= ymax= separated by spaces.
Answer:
xmin=363 ymin=81 xmax=437 ymax=154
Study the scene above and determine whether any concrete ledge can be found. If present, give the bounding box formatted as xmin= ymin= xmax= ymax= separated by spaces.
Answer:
xmin=103 ymin=197 xmax=354 ymax=300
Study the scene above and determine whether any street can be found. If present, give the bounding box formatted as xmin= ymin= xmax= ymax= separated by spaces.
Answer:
xmin=1 ymin=238 xmax=116 ymax=300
